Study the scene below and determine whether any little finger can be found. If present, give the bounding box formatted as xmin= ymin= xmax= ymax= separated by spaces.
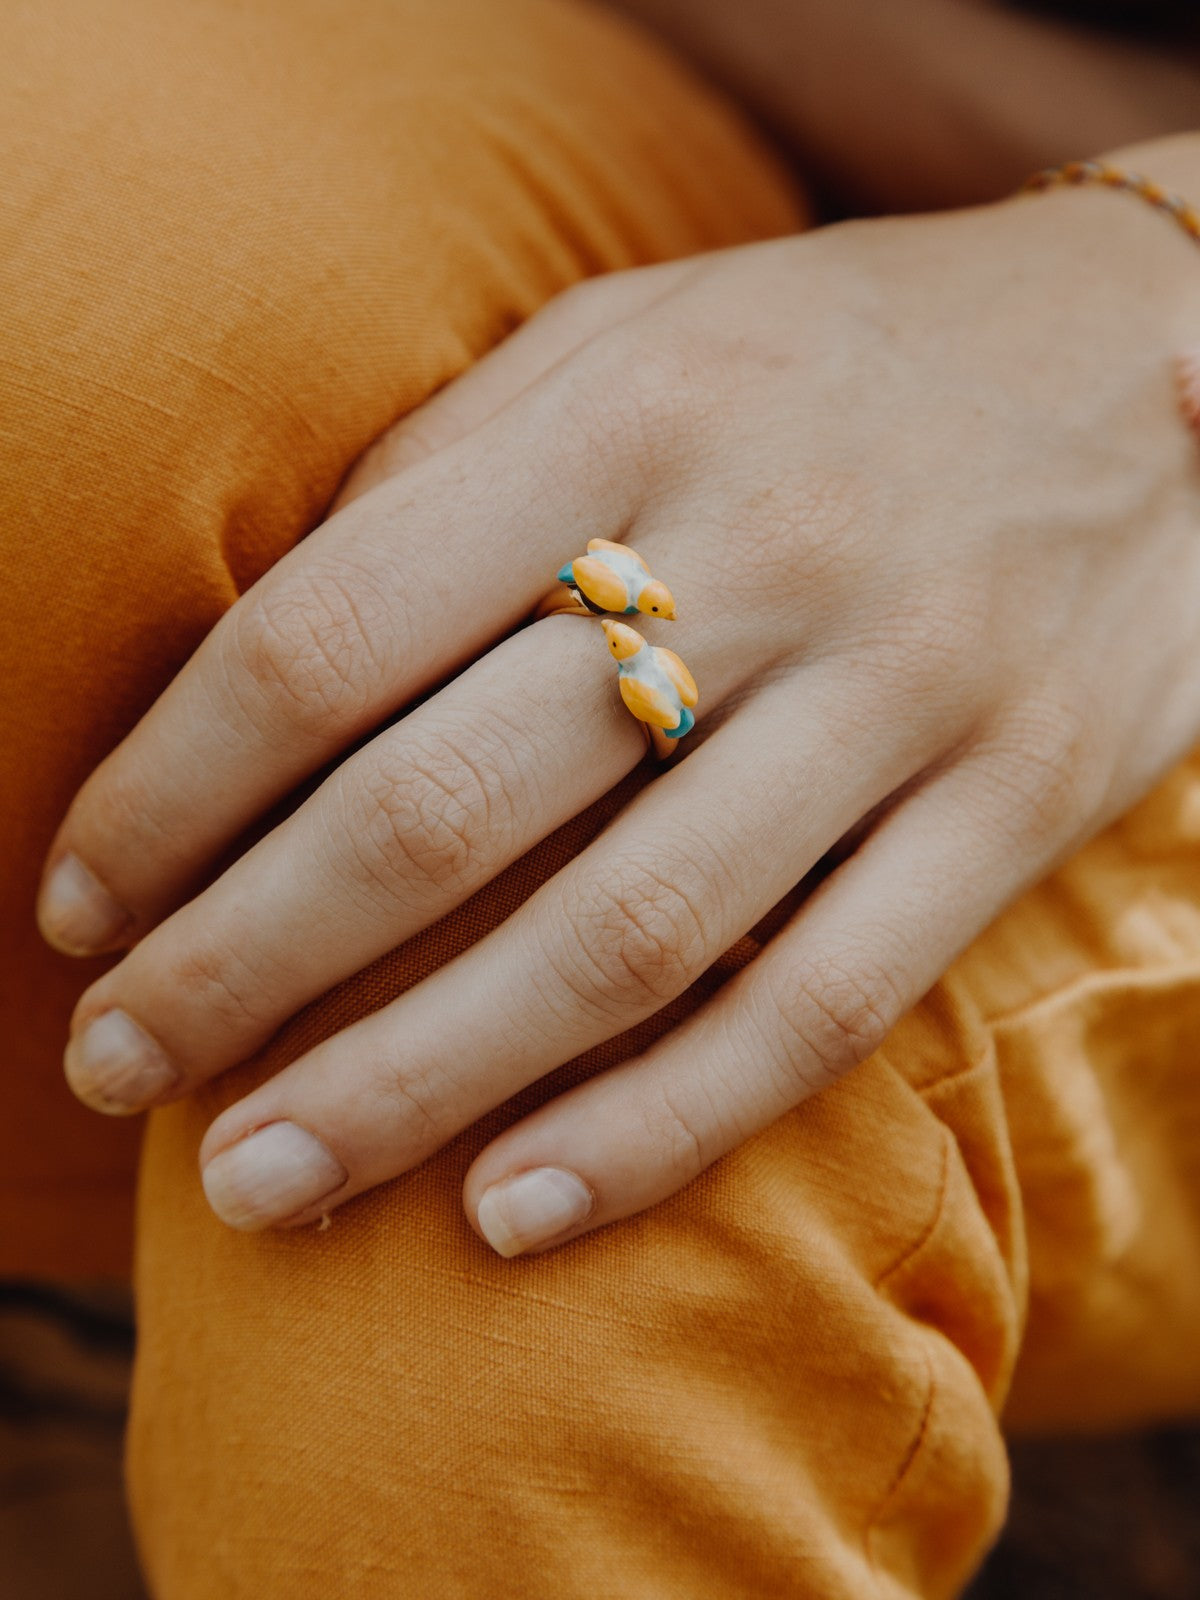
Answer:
xmin=460 ymin=744 xmax=1088 ymax=1256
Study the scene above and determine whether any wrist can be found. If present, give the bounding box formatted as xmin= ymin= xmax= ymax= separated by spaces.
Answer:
xmin=809 ymin=165 xmax=1200 ymax=531
xmin=1002 ymin=134 xmax=1200 ymax=349
xmin=1095 ymin=130 xmax=1200 ymax=207
xmin=989 ymin=144 xmax=1200 ymax=558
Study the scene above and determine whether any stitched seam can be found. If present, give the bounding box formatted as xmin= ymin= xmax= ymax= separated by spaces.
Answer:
xmin=874 ymin=1124 xmax=953 ymax=1293
xmin=883 ymin=955 xmax=1200 ymax=1106
xmin=863 ymin=1127 xmax=951 ymax=1594
xmin=865 ymin=1345 xmax=937 ymax=1591
xmin=874 ymin=1042 xmax=993 ymax=1116
xmin=910 ymin=1048 xmax=994 ymax=1103
xmin=981 ymin=958 xmax=1200 ymax=1034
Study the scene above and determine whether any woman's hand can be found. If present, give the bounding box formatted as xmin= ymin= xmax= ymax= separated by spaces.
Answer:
xmin=37 ymin=147 xmax=1200 ymax=1256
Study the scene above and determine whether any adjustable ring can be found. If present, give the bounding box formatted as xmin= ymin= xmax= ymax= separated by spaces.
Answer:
xmin=536 ymin=539 xmax=698 ymax=760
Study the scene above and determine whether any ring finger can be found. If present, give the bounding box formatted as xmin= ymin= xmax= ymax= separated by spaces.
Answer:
xmin=194 ymin=664 xmax=967 ymax=1231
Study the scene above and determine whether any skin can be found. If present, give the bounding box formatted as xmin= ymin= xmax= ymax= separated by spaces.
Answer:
xmin=35 ymin=111 xmax=1200 ymax=1254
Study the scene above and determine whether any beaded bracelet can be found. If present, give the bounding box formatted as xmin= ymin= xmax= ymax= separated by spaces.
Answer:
xmin=1023 ymin=160 xmax=1200 ymax=435
xmin=1022 ymin=160 xmax=1200 ymax=247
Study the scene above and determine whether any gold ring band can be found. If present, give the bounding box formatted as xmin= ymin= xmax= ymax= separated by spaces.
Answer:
xmin=536 ymin=541 xmax=698 ymax=761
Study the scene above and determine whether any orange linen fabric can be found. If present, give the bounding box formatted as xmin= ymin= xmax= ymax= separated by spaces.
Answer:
xmin=2 ymin=1 xmax=1200 ymax=1596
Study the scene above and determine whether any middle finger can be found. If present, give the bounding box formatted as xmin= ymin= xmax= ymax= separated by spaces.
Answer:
xmin=62 ymin=615 xmax=648 ymax=1114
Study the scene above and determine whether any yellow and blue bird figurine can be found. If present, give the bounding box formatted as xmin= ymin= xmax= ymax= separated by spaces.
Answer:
xmin=601 ymin=619 xmax=698 ymax=740
xmin=557 ymin=538 xmax=677 ymax=619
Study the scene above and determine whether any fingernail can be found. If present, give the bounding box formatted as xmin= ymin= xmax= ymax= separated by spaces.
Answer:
xmin=476 ymin=1167 xmax=594 ymax=1258
xmin=38 ymin=853 xmax=132 ymax=955
xmin=64 ymin=1009 xmax=178 ymax=1114
xmin=201 ymin=1122 xmax=347 ymax=1231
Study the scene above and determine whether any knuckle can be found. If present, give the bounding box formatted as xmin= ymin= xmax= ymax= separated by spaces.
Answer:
xmin=168 ymin=933 xmax=279 ymax=1037
xmin=757 ymin=467 xmax=869 ymax=562
xmin=364 ymin=1059 xmax=444 ymax=1150
xmin=228 ymin=567 xmax=389 ymax=740
xmin=354 ymin=416 xmax=445 ymax=481
xmin=840 ymin=591 xmax=991 ymax=727
xmin=559 ymin=860 xmax=708 ymax=1017
xmin=987 ymin=697 xmax=1108 ymax=848
xmin=618 ymin=332 xmax=714 ymax=437
xmin=539 ymin=273 xmax=614 ymax=331
xmin=75 ymin=758 xmax=183 ymax=877
xmin=722 ymin=468 xmax=877 ymax=615
xmin=347 ymin=735 xmax=504 ymax=904
xmin=637 ymin=1081 xmax=708 ymax=1180
xmin=878 ymin=584 xmax=987 ymax=684
xmin=770 ymin=952 xmax=904 ymax=1088
xmin=567 ymin=326 xmax=716 ymax=463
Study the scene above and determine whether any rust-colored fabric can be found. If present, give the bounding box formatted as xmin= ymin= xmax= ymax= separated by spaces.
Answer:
xmin=3 ymin=1 xmax=1200 ymax=1596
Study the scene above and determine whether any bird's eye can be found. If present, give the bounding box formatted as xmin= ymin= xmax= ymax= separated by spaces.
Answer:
xmin=651 ymin=605 xmax=658 ymax=612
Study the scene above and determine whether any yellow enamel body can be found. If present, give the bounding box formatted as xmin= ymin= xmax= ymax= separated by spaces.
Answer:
xmin=618 ymin=674 xmax=680 ymax=729
xmin=570 ymin=554 xmax=630 ymax=613
xmin=655 ymin=648 xmax=698 ymax=706
xmin=560 ymin=538 xmax=676 ymax=618
xmin=602 ymin=619 xmax=697 ymax=734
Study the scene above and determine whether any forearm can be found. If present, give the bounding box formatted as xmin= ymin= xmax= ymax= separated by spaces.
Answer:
xmin=603 ymin=0 xmax=1200 ymax=211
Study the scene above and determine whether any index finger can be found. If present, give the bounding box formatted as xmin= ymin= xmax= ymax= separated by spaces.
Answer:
xmin=37 ymin=356 xmax=638 ymax=953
